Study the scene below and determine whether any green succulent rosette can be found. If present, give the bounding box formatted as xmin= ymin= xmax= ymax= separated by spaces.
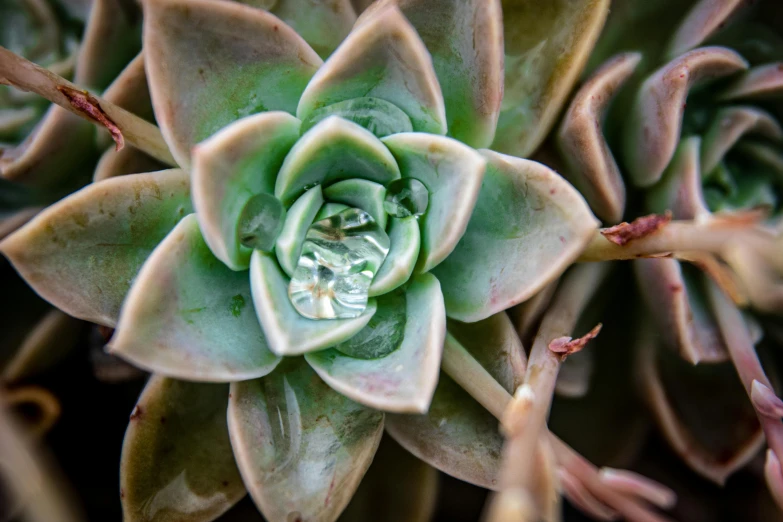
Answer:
xmin=556 ymin=0 xmax=783 ymax=502
xmin=0 ymin=0 xmax=604 ymax=520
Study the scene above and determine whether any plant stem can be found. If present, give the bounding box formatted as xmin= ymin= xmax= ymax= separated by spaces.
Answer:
xmin=578 ymin=219 xmax=766 ymax=262
xmin=442 ymin=333 xmax=674 ymax=522
xmin=501 ymin=263 xmax=608 ymax=498
xmin=0 ymin=46 xmax=177 ymax=167
xmin=707 ymin=280 xmax=783 ymax=459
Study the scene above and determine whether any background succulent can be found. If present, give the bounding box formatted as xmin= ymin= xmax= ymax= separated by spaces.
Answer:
xmin=0 ymin=0 xmax=606 ymax=520
xmin=553 ymin=0 xmax=783 ymax=515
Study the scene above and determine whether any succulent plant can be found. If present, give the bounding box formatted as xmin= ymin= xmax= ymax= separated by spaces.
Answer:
xmin=0 ymin=0 xmax=614 ymax=520
xmin=3 ymin=0 xmax=783 ymax=521
xmin=552 ymin=0 xmax=783 ymax=515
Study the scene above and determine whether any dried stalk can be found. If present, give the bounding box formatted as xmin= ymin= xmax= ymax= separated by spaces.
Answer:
xmin=0 ymin=46 xmax=177 ymax=167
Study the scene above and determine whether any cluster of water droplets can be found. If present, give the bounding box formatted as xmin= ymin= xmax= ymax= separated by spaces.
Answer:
xmin=237 ymin=176 xmax=429 ymax=320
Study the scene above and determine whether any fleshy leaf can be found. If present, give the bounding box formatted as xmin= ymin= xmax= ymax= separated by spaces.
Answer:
xmin=94 ymin=147 xmax=167 ymax=183
xmin=0 ymin=170 xmax=192 ymax=326
xmin=275 ymin=185 xmax=324 ymax=277
xmin=623 ymin=47 xmax=748 ymax=187
xmin=0 ymin=106 xmax=95 ymax=189
xmin=720 ymin=62 xmax=783 ymax=100
xmin=227 ymin=359 xmax=384 ymax=522
xmin=250 ymin=0 xmax=358 ymax=59
xmin=323 ymin=179 xmax=387 ymax=230
xmin=110 ymin=215 xmax=281 ymax=382
xmin=300 ymin=97 xmax=414 ymax=138
xmin=340 ymin=436 xmax=438 ymax=522
xmin=369 ymin=217 xmax=420 ymax=296
xmin=646 ymin=136 xmax=710 ymax=220
xmin=297 ymin=5 xmax=447 ymax=135
xmin=635 ymin=259 xmax=728 ymax=364
xmin=249 ymin=250 xmax=377 ymax=356
xmin=274 ymin=117 xmax=400 ymax=206
xmin=306 ymin=273 xmax=446 ymax=413
xmin=557 ymin=52 xmax=640 ymax=224
xmin=360 ymin=0 xmax=503 ymax=148
xmin=639 ymin=337 xmax=763 ymax=484
xmin=143 ymin=0 xmax=322 ymax=168
xmin=192 ymin=112 xmax=300 ymax=270
xmin=382 ymin=133 xmax=485 ymax=273
xmin=2 ymin=310 xmax=82 ymax=384
xmin=386 ymin=312 xmax=526 ymax=489
xmin=120 ymin=377 xmax=244 ymax=522
xmin=433 ymin=150 xmax=598 ymax=323
xmin=492 ymin=0 xmax=610 ymax=157
xmin=701 ymin=107 xmax=783 ymax=174
xmin=665 ymin=0 xmax=744 ymax=59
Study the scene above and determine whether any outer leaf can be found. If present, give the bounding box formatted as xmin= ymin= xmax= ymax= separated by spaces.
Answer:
xmin=306 ymin=273 xmax=446 ymax=413
xmin=248 ymin=0 xmax=358 ymax=59
xmin=192 ymin=112 xmax=300 ymax=270
xmin=340 ymin=436 xmax=438 ymax=522
xmin=249 ymin=250 xmax=377 ymax=356
xmin=720 ymin=62 xmax=783 ymax=100
xmin=359 ymin=0 xmax=504 ymax=148
xmin=0 ymin=170 xmax=192 ymax=326
xmin=382 ymin=133 xmax=485 ymax=273
xmin=386 ymin=312 xmax=526 ymax=489
xmin=94 ymin=146 xmax=167 ymax=183
xmin=639 ymin=337 xmax=763 ymax=484
xmin=120 ymin=377 xmax=244 ymax=522
xmin=433 ymin=150 xmax=598 ymax=323
xmin=701 ymin=107 xmax=783 ymax=174
xmin=623 ymin=47 xmax=748 ymax=187
xmin=646 ymin=136 xmax=710 ymax=220
xmin=0 ymin=107 xmax=95 ymax=188
xmin=143 ymin=0 xmax=322 ymax=168
xmin=665 ymin=0 xmax=744 ymax=59
xmin=369 ymin=217 xmax=420 ymax=296
xmin=227 ymin=360 xmax=384 ymax=522
xmin=635 ymin=259 xmax=728 ymax=364
xmin=297 ymin=5 xmax=447 ymax=135
xmin=274 ymin=117 xmax=400 ymax=206
xmin=111 ymin=215 xmax=281 ymax=382
xmin=492 ymin=0 xmax=610 ymax=157
xmin=557 ymin=52 xmax=640 ymax=224
xmin=2 ymin=310 xmax=82 ymax=383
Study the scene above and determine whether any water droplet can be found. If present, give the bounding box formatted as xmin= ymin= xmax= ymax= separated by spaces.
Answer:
xmin=383 ymin=178 xmax=429 ymax=218
xmin=289 ymin=208 xmax=390 ymax=319
xmin=237 ymin=193 xmax=286 ymax=252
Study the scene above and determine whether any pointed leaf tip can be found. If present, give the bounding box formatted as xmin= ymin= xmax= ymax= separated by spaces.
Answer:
xmin=298 ymin=5 xmax=446 ymax=135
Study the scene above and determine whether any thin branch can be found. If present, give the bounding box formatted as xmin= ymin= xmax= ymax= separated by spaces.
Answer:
xmin=0 ymin=46 xmax=177 ymax=167
xmin=707 ymin=281 xmax=783 ymax=459
xmin=498 ymin=263 xmax=608 ymax=505
xmin=578 ymin=218 xmax=768 ymax=262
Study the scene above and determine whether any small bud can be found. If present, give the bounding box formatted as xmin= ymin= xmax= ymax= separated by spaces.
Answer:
xmin=598 ymin=468 xmax=676 ymax=509
xmin=751 ymin=380 xmax=783 ymax=419
xmin=501 ymin=384 xmax=534 ymax=436
xmin=764 ymin=450 xmax=783 ymax=512
xmin=558 ymin=469 xmax=618 ymax=521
